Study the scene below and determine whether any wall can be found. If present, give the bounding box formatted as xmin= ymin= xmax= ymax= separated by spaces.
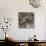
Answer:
xmin=0 ymin=0 xmax=46 ymax=40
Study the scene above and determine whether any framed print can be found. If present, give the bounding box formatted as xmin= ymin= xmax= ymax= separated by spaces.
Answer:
xmin=18 ymin=12 xmax=34 ymax=28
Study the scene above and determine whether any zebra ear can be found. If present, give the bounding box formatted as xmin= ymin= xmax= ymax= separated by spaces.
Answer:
xmin=29 ymin=0 xmax=44 ymax=8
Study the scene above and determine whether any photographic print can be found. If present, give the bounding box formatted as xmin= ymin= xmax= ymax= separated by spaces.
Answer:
xmin=18 ymin=12 xmax=34 ymax=28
